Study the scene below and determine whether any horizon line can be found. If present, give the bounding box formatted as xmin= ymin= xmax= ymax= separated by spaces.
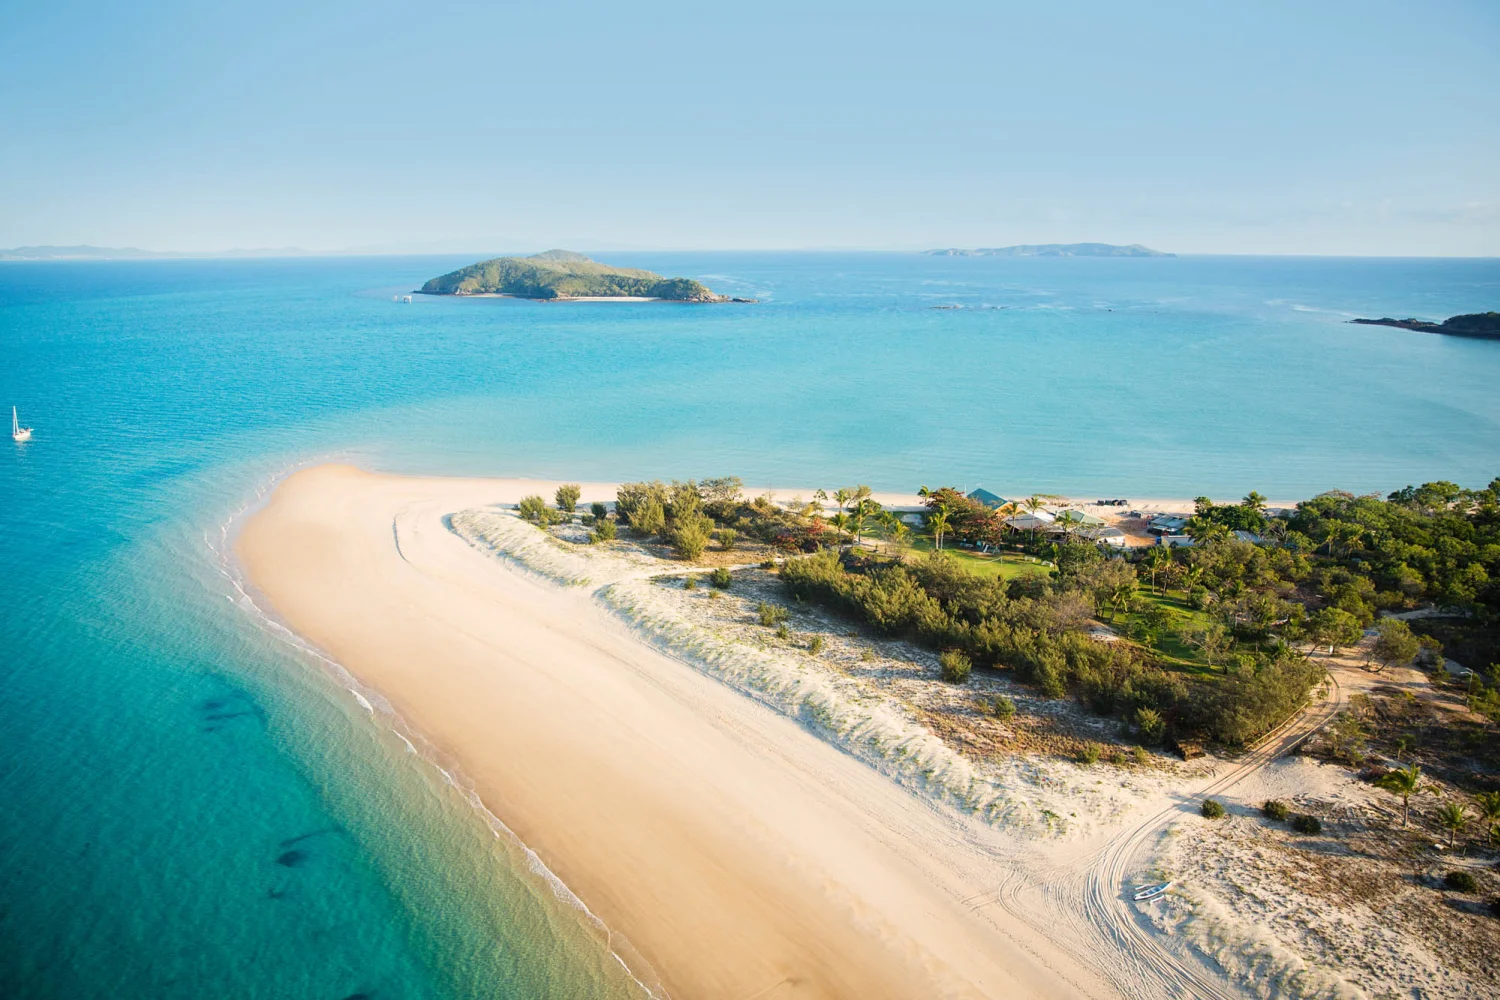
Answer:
xmin=4 ymin=244 xmax=1500 ymax=262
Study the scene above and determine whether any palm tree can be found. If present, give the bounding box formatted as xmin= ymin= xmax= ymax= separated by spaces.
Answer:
xmin=850 ymin=487 xmax=876 ymax=547
xmin=1474 ymin=791 xmax=1500 ymax=845
xmin=1022 ymin=494 xmax=1058 ymax=547
xmin=1181 ymin=562 xmax=1204 ymax=597
xmin=1241 ymin=490 xmax=1268 ymax=513
xmin=1109 ymin=581 xmax=1135 ymax=623
xmin=1435 ymin=800 xmax=1470 ymax=849
xmin=1375 ymin=764 xmax=1430 ymax=827
xmin=830 ymin=512 xmax=851 ymax=550
xmin=1144 ymin=546 xmax=1171 ymax=595
xmin=928 ymin=509 xmax=951 ymax=551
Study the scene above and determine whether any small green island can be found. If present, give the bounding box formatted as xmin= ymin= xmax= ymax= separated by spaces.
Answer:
xmin=1351 ymin=311 xmax=1500 ymax=341
xmin=418 ymin=250 xmax=749 ymax=302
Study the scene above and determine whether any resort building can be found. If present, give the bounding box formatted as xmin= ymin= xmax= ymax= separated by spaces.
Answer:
xmin=967 ymin=488 xmax=1009 ymax=509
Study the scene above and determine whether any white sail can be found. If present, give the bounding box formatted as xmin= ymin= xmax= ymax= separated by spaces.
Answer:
xmin=12 ymin=406 xmax=32 ymax=442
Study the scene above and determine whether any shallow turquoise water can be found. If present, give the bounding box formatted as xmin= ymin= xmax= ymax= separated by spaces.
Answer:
xmin=2 ymin=253 xmax=1497 ymax=997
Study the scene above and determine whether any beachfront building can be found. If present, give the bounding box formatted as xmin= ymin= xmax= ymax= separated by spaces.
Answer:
xmin=1054 ymin=509 xmax=1106 ymax=528
xmin=967 ymin=488 xmax=1009 ymax=509
xmin=1158 ymin=534 xmax=1195 ymax=548
xmin=1147 ymin=514 xmax=1189 ymax=535
xmin=1085 ymin=526 xmax=1129 ymax=547
xmin=1005 ymin=510 xmax=1055 ymax=532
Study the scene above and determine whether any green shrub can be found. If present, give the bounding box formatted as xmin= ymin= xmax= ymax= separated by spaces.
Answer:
xmin=1132 ymin=745 xmax=1149 ymax=766
xmin=776 ymin=623 xmax=790 ymax=640
xmin=591 ymin=501 xmax=608 ymax=520
xmin=555 ymin=483 xmax=581 ymax=512
xmin=757 ymin=602 xmax=788 ymax=627
xmin=671 ymin=515 xmax=713 ymax=561
xmin=939 ymin=649 xmax=972 ymax=684
xmin=518 ymin=495 xmax=550 ymax=524
xmin=683 ymin=575 xmax=697 ymax=591
xmin=1262 ymin=800 xmax=1290 ymax=822
xmin=708 ymin=590 xmax=721 ymax=601
xmin=632 ymin=497 xmax=666 ymax=538
xmin=1134 ymin=706 xmax=1166 ymax=745
xmin=1290 ymin=813 xmax=1322 ymax=835
xmin=710 ymin=567 xmax=732 ymax=589
xmin=760 ymin=558 xmax=777 ymax=570
xmin=991 ymin=695 xmax=1017 ymax=720
xmin=592 ymin=519 xmax=617 ymax=542
xmin=1444 ymin=870 xmax=1478 ymax=893
xmin=1077 ymin=742 xmax=1102 ymax=765
xmin=713 ymin=528 xmax=738 ymax=551
xmin=1201 ymin=799 xmax=1226 ymax=819
xmin=808 ymin=635 xmax=825 ymax=656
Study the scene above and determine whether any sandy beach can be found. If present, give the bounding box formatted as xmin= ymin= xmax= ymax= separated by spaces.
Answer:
xmin=236 ymin=466 xmax=1107 ymax=999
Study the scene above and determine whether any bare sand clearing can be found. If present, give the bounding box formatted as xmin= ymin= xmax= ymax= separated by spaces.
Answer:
xmin=237 ymin=466 xmax=1106 ymax=1000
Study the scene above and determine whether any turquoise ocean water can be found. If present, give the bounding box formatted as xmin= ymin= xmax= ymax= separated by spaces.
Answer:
xmin=2 ymin=253 xmax=1498 ymax=997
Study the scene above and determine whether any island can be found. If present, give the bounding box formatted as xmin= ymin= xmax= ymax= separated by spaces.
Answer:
xmin=418 ymin=249 xmax=748 ymax=301
xmin=1351 ymin=311 xmax=1500 ymax=341
xmin=927 ymin=243 xmax=1174 ymax=257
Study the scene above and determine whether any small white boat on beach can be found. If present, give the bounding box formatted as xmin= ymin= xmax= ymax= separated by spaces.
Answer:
xmin=12 ymin=406 xmax=32 ymax=442
xmin=1132 ymin=881 xmax=1172 ymax=901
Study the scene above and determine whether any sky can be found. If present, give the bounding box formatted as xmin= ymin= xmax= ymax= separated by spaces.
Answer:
xmin=1 ymin=0 xmax=1497 ymax=255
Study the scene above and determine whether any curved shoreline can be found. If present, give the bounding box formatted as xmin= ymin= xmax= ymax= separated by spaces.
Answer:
xmin=236 ymin=464 xmax=1101 ymax=999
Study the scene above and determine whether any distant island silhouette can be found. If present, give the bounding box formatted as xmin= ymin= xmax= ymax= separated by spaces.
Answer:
xmin=927 ymin=243 xmax=1173 ymax=258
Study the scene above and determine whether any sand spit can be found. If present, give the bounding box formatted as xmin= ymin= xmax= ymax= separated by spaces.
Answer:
xmin=238 ymin=466 xmax=1104 ymax=1000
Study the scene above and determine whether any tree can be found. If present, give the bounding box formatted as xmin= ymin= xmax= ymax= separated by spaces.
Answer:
xmin=517 ymin=495 xmax=551 ymax=524
xmin=849 ymin=487 xmax=878 ymax=547
xmin=928 ymin=509 xmax=951 ymax=551
xmin=1435 ymin=800 xmax=1470 ymax=849
xmin=1242 ymin=490 xmax=1268 ymax=513
xmin=1308 ymin=607 xmax=1362 ymax=656
xmin=555 ymin=483 xmax=581 ymax=512
xmin=1144 ymin=546 xmax=1171 ymax=594
xmin=1134 ymin=706 xmax=1165 ymax=744
xmin=671 ymin=515 xmax=712 ymax=561
xmin=632 ymin=496 xmax=666 ymax=538
xmin=1368 ymin=618 xmax=1420 ymax=671
xmin=830 ymin=512 xmax=851 ymax=549
xmin=1375 ymin=764 xmax=1430 ymax=827
xmin=1187 ymin=622 xmax=1230 ymax=669
xmin=1473 ymin=791 xmax=1500 ymax=845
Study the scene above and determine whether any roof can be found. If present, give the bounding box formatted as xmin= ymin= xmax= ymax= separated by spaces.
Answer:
xmin=1232 ymin=530 xmax=1265 ymax=544
xmin=1158 ymin=534 xmax=1195 ymax=548
xmin=968 ymin=488 xmax=1009 ymax=508
xmin=1005 ymin=512 xmax=1055 ymax=529
xmin=1055 ymin=509 xmax=1105 ymax=526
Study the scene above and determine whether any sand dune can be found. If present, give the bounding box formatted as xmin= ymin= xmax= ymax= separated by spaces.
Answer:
xmin=237 ymin=465 xmax=1107 ymax=999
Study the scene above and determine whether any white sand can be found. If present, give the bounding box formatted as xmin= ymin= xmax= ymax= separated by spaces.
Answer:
xmin=237 ymin=466 xmax=1112 ymax=999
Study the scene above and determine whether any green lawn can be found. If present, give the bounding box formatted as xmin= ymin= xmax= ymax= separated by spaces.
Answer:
xmin=1109 ymin=588 xmax=1222 ymax=676
xmin=907 ymin=540 xmax=1054 ymax=581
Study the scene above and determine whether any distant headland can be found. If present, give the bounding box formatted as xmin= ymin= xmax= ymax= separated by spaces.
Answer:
xmin=1351 ymin=312 xmax=1500 ymax=341
xmin=927 ymin=243 xmax=1174 ymax=258
xmin=419 ymin=250 xmax=750 ymax=302
xmin=0 ymin=244 xmax=307 ymax=261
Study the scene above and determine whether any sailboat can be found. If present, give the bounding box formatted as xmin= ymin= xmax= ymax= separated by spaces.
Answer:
xmin=12 ymin=406 xmax=33 ymax=442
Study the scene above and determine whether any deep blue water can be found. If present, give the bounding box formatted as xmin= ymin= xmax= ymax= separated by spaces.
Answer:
xmin=2 ymin=252 xmax=1498 ymax=997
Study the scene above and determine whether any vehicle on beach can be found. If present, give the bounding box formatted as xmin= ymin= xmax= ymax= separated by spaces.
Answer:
xmin=12 ymin=406 xmax=32 ymax=442
xmin=1133 ymin=881 xmax=1173 ymax=901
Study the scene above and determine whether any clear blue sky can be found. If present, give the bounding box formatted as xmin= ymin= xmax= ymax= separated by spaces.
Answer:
xmin=2 ymin=0 xmax=1496 ymax=255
